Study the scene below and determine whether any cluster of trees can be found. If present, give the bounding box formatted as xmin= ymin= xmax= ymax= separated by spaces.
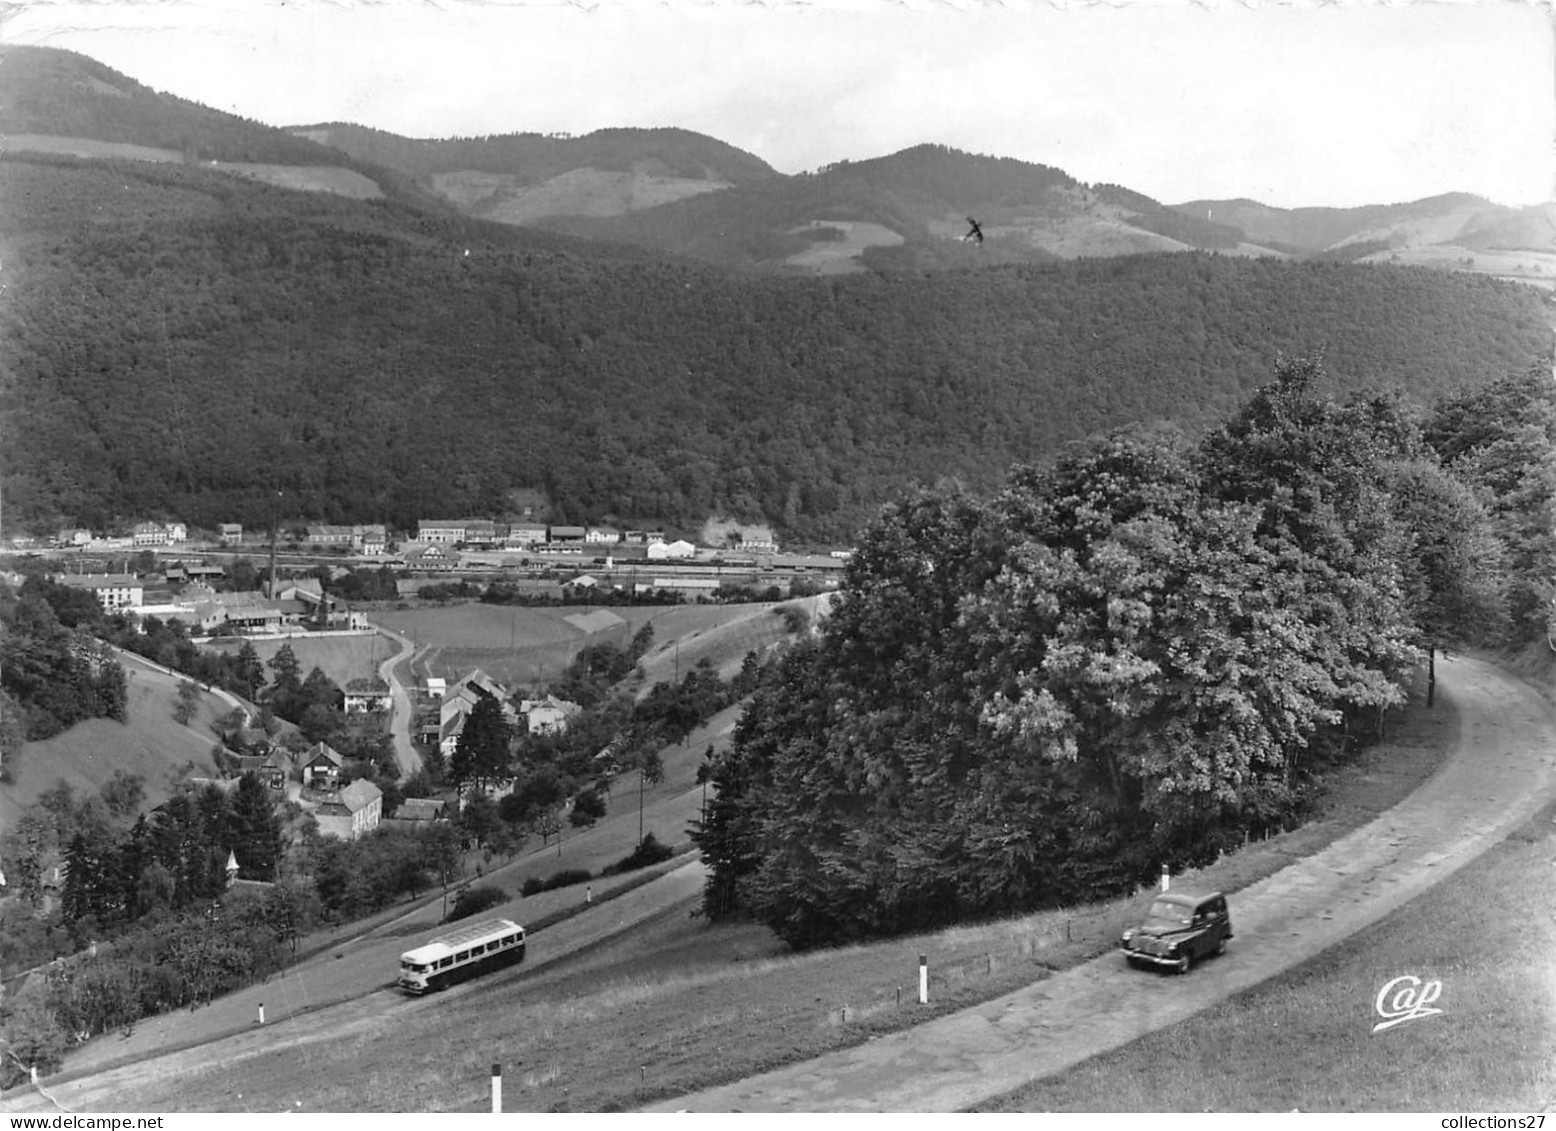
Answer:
xmin=0 ymin=580 xmax=127 ymax=743
xmin=695 ymin=357 xmax=1541 ymax=948
xmin=47 ymin=777 xmax=284 ymax=933
xmin=1 ymin=877 xmax=318 ymax=1085
xmin=0 ymin=768 xmax=464 ymax=1075
xmin=446 ymin=631 xmax=773 ymax=855
xmin=3 ymin=145 xmax=1548 ymax=544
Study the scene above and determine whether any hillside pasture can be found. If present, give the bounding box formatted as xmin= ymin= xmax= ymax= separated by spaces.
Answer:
xmin=0 ymin=650 xmax=226 ymax=828
xmin=5 ymin=133 xmax=182 ymax=163
xmin=783 ymin=220 xmax=904 ymax=274
xmin=215 ymin=163 xmax=384 ymax=199
xmin=436 ymin=167 xmax=731 ymax=224
xmin=628 ymin=599 xmax=824 ymax=693
xmin=2 ymin=137 xmax=383 ymax=200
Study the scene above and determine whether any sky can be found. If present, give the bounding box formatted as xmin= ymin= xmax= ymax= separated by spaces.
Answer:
xmin=1 ymin=0 xmax=1552 ymax=209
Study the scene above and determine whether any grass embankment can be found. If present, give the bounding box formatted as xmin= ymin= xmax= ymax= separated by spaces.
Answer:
xmin=978 ymin=797 xmax=1556 ymax=1111
xmin=157 ymin=679 xmax=1454 ymax=1112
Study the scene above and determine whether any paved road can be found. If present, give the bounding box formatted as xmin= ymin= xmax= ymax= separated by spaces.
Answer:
xmin=4 ymin=861 xmax=708 ymax=1113
xmin=647 ymin=654 xmax=1556 ymax=1111
xmin=371 ymin=625 xmax=423 ymax=781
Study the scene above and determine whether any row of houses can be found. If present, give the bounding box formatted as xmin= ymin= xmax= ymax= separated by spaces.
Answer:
xmin=191 ymin=741 xmax=389 ymax=841
xmin=50 ymin=522 xmax=190 ymax=549
xmin=427 ymin=669 xmax=583 ymax=763
xmin=414 ymin=519 xmax=759 ymax=551
xmin=300 ymin=524 xmax=389 ymax=554
xmin=57 ymin=572 xmax=369 ymax=635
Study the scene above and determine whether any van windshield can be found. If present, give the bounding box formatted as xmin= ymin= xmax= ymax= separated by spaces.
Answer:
xmin=1145 ymin=900 xmax=1192 ymax=925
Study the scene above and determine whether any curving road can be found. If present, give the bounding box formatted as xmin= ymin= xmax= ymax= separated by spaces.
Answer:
xmin=372 ymin=625 xmax=423 ymax=781
xmin=9 ymin=655 xmax=1553 ymax=1112
xmin=646 ymin=654 xmax=1556 ymax=1111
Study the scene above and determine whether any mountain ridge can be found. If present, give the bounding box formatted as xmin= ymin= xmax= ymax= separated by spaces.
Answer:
xmin=1 ymin=44 xmax=1551 ymax=543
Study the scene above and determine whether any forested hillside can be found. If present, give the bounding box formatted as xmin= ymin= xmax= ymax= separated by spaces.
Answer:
xmin=694 ymin=358 xmax=1554 ymax=947
xmin=292 ymin=122 xmax=776 ymax=187
xmin=2 ymin=147 xmax=1548 ymax=542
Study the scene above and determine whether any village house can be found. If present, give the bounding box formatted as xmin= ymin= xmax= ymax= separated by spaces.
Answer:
xmin=206 ymin=590 xmax=284 ymax=633
xmin=131 ymin=522 xmax=169 ymax=547
xmin=300 ymin=742 xmax=345 ymax=789
xmin=585 ymin=526 xmax=621 ymax=544
xmin=218 ymin=523 xmax=243 ymax=546
xmin=57 ymin=573 xmax=144 ymax=610
xmin=416 ymin=519 xmax=466 ymax=544
xmin=389 ymin=797 xmax=447 ymax=827
xmin=305 ymin=523 xmax=355 ymax=546
xmin=647 ymin=539 xmax=697 ymax=560
xmin=343 ymin=677 xmax=392 ymax=713
xmin=354 ymin=525 xmax=388 ymax=555
xmin=238 ymin=748 xmax=293 ymax=793
xmin=403 ymin=545 xmax=456 ymax=572
xmin=462 ymin=519 xmax=500 ymax=547
xmin=548 ymin=525 xmax=586 ymax=544
xmin=54 ymin=528 xmax=93 ymax=548
xmin=313 ymin=779 xmax=383 ymax=841
xmin=520 ymin=693 xmax=582 ymax=736
xmin=438 ymin=670 xmax=515 ymax=759
xmin=505 ymin=522 xmax=548 ymax=546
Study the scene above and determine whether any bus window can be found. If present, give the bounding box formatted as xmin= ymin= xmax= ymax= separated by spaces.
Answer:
xmin=439 ymin=957 xmax=453 ymax=968
xmin=470 ymin=943 xmax=485 ymax=956
xmin=456 ymin=951 xmax=470 ymax=962
xmin=501 ymin=935 xmax=515 ymax=946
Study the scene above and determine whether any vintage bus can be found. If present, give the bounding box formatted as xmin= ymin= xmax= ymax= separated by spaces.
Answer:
xmin=397 ymin=918 xmax=526 ymax=995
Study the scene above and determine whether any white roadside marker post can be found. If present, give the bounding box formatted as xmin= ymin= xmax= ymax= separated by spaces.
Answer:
xmin=919 ymin=953 xmax=928 ymax=1004
xmin=1161 ymin=864 xmax=1170 ymax=892
xmin=492 ymin=1063 xmax=501 ymax=1114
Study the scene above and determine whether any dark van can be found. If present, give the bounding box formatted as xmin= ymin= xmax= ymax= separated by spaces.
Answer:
xmin=1119 ymin=890 xmax=1232 ymax=974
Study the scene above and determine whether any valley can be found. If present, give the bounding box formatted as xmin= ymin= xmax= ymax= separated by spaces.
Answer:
xmin=2 ymin=37 xmax=1555 ymax=1115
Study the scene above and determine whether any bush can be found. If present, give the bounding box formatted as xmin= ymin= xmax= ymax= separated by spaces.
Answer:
xmin=446 ymin=884 xmax=507 ymax=922
xmin=541 ymin=868 xmax=593 ymax=892
xmin=604 ymin=832 xmax=675 ymax=875
xmin=569 ymin=787 xmax=607 ymax=827
xmin=520 ymin=877 xmax=544 ymax=897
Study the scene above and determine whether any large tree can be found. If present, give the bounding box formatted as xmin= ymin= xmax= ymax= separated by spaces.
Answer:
xmin=450 ymin=695 xmax=513 ymax=795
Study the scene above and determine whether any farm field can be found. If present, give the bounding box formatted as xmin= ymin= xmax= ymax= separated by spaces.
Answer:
xmin=0 ymin=650 xmax=228 ymax=828
xmin=202 ymin=633 xmax=387 ymax=690
xmin=370 ymin=600 xmax=818 ymax=694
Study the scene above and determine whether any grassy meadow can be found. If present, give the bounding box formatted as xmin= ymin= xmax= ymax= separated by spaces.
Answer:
xmin=369 ymin=600 xmax=813 ymax=694
xmin=202 ymin=633 xmax=387 ymax=690
xmin=1 ymin=650 xmax=227 ymax=827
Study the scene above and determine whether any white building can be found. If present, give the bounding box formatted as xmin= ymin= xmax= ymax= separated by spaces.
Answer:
xmin=57 ymin=573 xmax=144 ymax=610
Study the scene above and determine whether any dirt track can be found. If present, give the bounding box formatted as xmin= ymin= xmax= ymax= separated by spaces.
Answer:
xmin=646 ymin=654 xmax=1556 ymax=1111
